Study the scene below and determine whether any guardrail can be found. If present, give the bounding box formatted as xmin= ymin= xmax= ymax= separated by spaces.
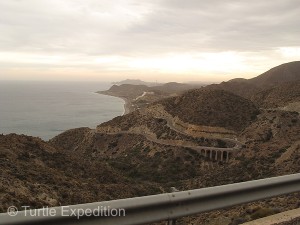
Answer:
xmin=1 ymin=173 xmax=300 ymax=225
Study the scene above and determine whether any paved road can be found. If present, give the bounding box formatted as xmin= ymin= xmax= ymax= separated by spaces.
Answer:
xmin=98 ymin=117 xmax=243 ymax=153
xmin=163 ymin=116 xmax=243 ymax=150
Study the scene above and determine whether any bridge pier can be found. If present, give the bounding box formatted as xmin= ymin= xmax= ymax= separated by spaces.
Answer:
xmin=196 ymin=148 xmax=233 ymax=162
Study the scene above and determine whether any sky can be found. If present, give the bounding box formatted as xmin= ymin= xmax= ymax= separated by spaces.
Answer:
xmin=0 ymin=0 xmax=300 ymax=83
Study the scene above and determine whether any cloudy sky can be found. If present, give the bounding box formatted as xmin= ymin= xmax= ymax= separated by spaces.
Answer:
xmin=0 ymin=0 xmax=299 ymax=82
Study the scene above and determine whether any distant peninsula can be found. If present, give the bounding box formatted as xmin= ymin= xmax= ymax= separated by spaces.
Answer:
xmin=97 ymin=81 xmax=205 ymax=114
xmin=111 ymin=79 xmax=162 ymax=87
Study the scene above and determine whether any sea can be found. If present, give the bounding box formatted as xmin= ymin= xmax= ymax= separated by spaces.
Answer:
xmin=0 ymin=81 xmax=124 ymax=140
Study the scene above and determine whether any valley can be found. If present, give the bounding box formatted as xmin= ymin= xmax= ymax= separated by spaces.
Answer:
xmin=1 ymin=61 xmax=300 ymax=224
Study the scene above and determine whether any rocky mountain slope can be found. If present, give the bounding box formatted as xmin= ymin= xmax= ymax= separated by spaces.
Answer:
xmin=98 ymin=82 xmax=198 ymax=100
xmin=249 ymin=61 xmax=300 ymax=87
xmin=203 ymin=81 xmax=260 ymax=99
xmin=251 ymin=81 xmax=300 ymax=109
xmin=48 ymin=107 xmax=300 ymax=225
xmin=112 ymin=79 xmax=161 ymax=86
xmin=0 ymin=134 xmax=160 ymax=213
xmin=1 ymin=61 xmax=300 ymax=225
xmin=98 ymin=82 xmax=204 ymax=112
xmin=203 ymin=61 xmax=300 ymax=110
xmin=161 ymin=89 xmax=259 ymax=132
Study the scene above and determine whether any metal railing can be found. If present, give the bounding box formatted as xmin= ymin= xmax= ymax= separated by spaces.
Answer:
xmin=1 ymin=173 xmax=300 ymax=225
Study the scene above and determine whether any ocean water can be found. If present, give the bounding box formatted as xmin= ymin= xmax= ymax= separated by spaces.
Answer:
xmin=0 ymin=81 xmax=124 ymax=140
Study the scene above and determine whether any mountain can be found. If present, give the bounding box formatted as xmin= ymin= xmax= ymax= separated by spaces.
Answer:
xmin=228 ymin=78 xmax=248 ymax=83
xmin=49 ymin=88 xmax=299 ymax=224
xmin=98 ymin=82 xmax=204 ymax=113
xmin=203 ymin=61 xmax=300 ymax=110
xmin=161 ymin=89 xmax=259 ymax=132
xmin=251 ymin=81 xmax=300 ymax=108
xmin=152 ymin=82 xmax=202 ymax=94
xmin=0 ymin=133 xmax=159 ymax=212
xmin=99 ymin=82 xmax=201 ymax=99
xmin=249 ymin=61 xmax=300 ymax=87
xmin=99 ymin=84 xmax=151 ymax=99
xmin=2 ymin=61 xmax=300 ymax=224
xmin=203 ymin=81 xmax=260 ymax=99
xmin=112 ymin=79 xmax=161 ymax=86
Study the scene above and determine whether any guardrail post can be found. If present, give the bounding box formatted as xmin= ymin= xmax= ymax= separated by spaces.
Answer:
xmin=167 ymin=187 xmax=179 ymax=225
xmin=167 ymin=219 xmax=176 ymax=225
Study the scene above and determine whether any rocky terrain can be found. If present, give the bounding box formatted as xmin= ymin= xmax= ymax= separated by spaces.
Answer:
xmin=160 ymin=89 xmax=259 ymax=132
xmin=98 ymin=82 xmax=204 ymax=112
xmin=0 ymin=134 xmax=160 ymax=213
xmin=1 ymin=61 xmax=300 ymax=225
xmin=203 ymin=80 xmax=260 ymax=99
xmin=250 ymin=81 xmax=300 ymax=109
xmin=101 ymin=61 xmax=300 ymax=114
xmin=203 ymin=62 xmax=300 ymax=108
xmin=248 ymin=61 xmax=300 ymax=88
xmin=112 ymin=79 xmax=162 ymax=86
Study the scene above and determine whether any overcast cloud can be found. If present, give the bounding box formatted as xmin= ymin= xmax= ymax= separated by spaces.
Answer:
xmin=0 ymin=0 xmax=299 ymax=82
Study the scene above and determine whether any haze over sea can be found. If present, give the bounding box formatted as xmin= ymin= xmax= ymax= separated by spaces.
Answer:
xmin=0 ymin=81 xmax=124 ymax=140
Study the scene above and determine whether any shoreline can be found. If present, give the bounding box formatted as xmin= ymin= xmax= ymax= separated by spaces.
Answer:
xmin=118 ymin=96 xmax=131 ymax=115
xmin=97 ymin=91 xmax=133 ymax=115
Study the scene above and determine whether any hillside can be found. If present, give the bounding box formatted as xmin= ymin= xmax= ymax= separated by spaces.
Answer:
xmin=250 ymin=81 xmax=300 ymax=109
xmin=249 ymin=61 xmax=300 ymax=87
xmin=102 ymin=62 xmax=300 ymax=117
xmin=201 ymin=61 xmax=300 ymax=110
xmin=2 ymin=93 xmax=300 ymax=224
xmin=2 ymin=61 xmax=300 ymax=224
xmin=48 ymin=106 xmax=300 ymax=225
xmin=98 ymin=82 xmax=203 ymax=113
xmin=152 ymin=82 xmax=200 ymax=94
xmin=0 ymin=133 xmax=159 ymax=213
xmin=112 ymin=79 xmax=161 ymax=86
xmin=161 ymin=89 xmax=259 ymax=132
xmin=99 ymin=82 xmax=200 ymax=98
xmin=99 ymin=84 xmax=151 ymax=99
xmin=189 ymin=109 xmax=300 ymax=224
xmin=203 ymin=81 xmax=260 ymax=99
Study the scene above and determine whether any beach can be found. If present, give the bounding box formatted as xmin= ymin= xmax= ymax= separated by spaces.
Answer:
xmin=97 ymin=91 xmax=134 ymax=115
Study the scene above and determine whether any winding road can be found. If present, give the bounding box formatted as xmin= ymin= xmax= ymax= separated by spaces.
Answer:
xmin=97 ymin=116 xmax=244 ymax=162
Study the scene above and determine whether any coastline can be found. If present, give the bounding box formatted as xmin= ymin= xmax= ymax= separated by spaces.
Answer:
xmin=118 ymin=96 xmax=132 ymax=115
xmin=97 ymin=91 xmax=133 ymax=115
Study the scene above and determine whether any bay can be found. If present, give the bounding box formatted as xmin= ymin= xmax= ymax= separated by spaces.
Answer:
xmin=0 ymin=81 xmax=124 ymax=140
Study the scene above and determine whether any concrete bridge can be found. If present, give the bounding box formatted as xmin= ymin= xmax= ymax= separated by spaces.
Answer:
xmin=196 ymin=147 xmax=233 ymax=162
xmin=158 ymin=115 xmax=243 ymax=162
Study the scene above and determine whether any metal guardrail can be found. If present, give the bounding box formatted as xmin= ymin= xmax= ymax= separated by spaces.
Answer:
xmin=1 ymin=173 xmax=300 ymax=225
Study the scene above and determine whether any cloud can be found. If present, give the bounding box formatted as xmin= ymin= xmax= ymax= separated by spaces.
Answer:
xmin=121 ymin=0 xmax=300 ymax=53
xmin=0 ymin=0 xmax=299 ymax=81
